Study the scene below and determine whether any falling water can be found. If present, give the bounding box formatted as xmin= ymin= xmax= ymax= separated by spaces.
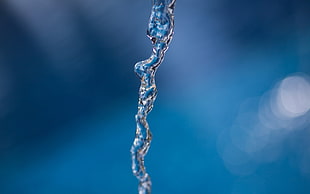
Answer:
xmin=130 ymin=0 xmax=176 ymax=193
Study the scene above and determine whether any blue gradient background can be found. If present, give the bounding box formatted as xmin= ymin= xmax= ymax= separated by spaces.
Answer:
xmin=0 ymin=0 xmax=310 ymax=193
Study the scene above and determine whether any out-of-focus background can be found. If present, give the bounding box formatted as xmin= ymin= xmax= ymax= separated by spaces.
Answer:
xmin=0 ymin=0 xmax=310 ymax=193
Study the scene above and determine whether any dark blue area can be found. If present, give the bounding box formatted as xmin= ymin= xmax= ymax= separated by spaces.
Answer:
xmin=0 ymin=0 xmax=310 ymax=193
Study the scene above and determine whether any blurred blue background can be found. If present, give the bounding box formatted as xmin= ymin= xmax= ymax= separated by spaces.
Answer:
xmin=1 ymin=0 xmax=310 ymax=193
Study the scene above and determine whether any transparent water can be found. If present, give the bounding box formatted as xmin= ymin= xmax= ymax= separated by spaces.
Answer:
xmin=130 ymin=0 xmax=176 ymax=193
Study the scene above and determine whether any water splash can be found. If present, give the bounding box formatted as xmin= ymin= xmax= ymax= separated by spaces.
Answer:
xmin=130 ymin=0 xmax=176 ymax=193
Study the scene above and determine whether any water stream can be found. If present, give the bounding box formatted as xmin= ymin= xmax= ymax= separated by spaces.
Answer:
xmin=130 ymin=0 xmax=176 ymax=193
